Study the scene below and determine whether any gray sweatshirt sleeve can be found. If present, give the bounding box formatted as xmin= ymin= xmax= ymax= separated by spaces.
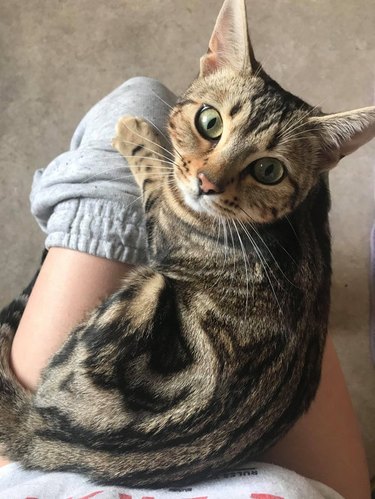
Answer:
xmin=30 ymin=77 xmax=176 ymax=264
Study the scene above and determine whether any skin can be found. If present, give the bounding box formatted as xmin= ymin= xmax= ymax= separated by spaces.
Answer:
xmin=10 ymin=248 xmax=134 ymax=392
xmin=260 ymin=337 xmax=371 ymax=499
xmin=2 ymin=247 xmax=371 ymax=498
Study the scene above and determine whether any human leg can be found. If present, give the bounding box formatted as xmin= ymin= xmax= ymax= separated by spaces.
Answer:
xmin=260 ymin=335 xmax=370 ymax=499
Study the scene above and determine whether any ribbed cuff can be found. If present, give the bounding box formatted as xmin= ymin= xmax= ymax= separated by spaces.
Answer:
xmin=45 ymin=199 xmax=148 ymax=264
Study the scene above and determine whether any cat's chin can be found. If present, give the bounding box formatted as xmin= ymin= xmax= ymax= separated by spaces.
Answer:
xmin=182 ymin=191 xmax=207 ymax=214
xmin=174 ymin=174 xmax=223 ymax=219
xmin=177 ymin=183 xmax=215 ymax=218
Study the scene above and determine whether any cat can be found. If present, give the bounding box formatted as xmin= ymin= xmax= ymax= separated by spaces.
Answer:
xmin=0 ymin=0 xmax=374 ymax=489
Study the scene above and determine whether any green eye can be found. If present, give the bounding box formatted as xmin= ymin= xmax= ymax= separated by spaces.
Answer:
xmin=250 ymin=158 xmax=285 ymax=185
xmin=195 ymin=106 xmax=223 ymax=140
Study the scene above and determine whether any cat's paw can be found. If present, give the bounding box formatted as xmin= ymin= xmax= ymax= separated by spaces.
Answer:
xmin=112 ymin=116 xmax=168 ymax=190
xmin=112 ymin=116 xmax=160 ymax=160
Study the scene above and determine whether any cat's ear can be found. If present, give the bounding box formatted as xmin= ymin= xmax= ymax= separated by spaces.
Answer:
xmin=200 ymin=0 xmax=257 ymax=77
xmin=308 ymin=107 xmax=375 ymax=170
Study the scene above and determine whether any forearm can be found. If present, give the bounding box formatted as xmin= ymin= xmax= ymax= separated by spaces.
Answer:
xmin=10 ymin=247 xmax=133 ymax=392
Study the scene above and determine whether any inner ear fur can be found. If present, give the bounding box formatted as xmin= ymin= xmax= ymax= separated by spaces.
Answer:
xmin=199 ymin=0 xmax=257 ymax=77
xmin=308 ymin=106 xmax=375 ymax=169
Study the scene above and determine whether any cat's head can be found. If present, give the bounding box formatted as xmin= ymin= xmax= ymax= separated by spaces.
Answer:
xmin=168 ymin=0 xmax=375 ymax=224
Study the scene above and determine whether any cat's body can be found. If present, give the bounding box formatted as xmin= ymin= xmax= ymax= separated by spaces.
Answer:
xmin=0 ymin=0 xmax=374 ymax=488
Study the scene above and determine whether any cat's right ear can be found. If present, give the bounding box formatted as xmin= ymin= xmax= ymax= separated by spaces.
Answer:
xmin=199 ymin=0 xmax=257 ymax=77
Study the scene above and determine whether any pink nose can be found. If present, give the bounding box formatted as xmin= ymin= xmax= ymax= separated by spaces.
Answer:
xmin=197 ymin=173 xmax=222 ymax=195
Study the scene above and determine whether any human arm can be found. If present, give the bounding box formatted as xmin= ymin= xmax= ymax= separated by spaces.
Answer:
xmin=10 ymin=248 xmax=134 ymax=392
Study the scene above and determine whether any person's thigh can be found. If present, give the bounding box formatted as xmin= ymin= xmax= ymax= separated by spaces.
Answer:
xmin=259 ymin=335 xmax=371 ymax=499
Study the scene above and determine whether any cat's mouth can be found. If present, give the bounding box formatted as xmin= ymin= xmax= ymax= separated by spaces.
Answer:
xmin=183 ymin=189 xmax=210 ymax=213
xmin=174 ymin=173 xmax=221 ymax=217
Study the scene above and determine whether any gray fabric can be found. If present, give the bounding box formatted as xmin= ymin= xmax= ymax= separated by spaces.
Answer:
xmin=30 ymin=77 xmax=176 ymax=264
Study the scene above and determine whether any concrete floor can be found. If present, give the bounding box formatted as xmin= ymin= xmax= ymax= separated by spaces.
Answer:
xmin=1 ymin=0 xmax=374 ymax=478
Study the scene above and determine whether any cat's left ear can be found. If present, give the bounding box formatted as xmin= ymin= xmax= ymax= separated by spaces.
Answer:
xmin=200 ymin=0 xmax=257 ymax=77
xmin=308 ymin=107 xmax=375 ymax=170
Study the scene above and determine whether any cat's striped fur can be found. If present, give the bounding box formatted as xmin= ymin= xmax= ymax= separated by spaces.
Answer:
xmin=0 ymin=0 xmax=375 ymax=488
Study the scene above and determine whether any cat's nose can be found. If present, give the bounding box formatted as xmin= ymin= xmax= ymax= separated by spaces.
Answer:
xmin=197 ymin=172 xmax=223 ymax=195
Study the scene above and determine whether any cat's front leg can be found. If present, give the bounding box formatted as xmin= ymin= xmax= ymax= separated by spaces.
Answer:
xmin=112 ymin=116 xmax=171 ymax=193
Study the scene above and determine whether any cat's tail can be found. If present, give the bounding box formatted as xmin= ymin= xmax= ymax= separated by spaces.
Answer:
xmin=0 ymin=251 xmax=46 ymax=458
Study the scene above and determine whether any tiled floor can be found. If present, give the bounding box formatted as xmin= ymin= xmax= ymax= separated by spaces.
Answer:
xmin=1 ymin=0 xmax=374 ymax=478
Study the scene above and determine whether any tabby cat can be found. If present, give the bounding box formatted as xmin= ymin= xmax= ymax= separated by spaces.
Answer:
xmin=0 ymin=0 xmax=374 ymax=488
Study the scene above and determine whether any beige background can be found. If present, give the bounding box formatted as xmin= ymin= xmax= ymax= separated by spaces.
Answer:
xmin=0 ymin=0 xmax=374 ymax=477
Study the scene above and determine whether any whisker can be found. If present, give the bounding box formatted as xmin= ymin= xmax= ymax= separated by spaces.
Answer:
xmin=203 ymin=216 xmax=224 ymax=291
xmin=279 ymin=130 xmax=315 ymax=146
xmin=120 ymin=120 xmax=176 ymax=161
xmin=279 ymin=101 xmax=326 ymax=138
xmin=82 ymin=165 xmax=171 ymax=183
xmin=214 ymin=216 xmax=229 ymax=294
xmin=144 ymin=117 xmax=171 ymax=143
xmin=96 ymin=172 xmax=171 ymax=183
xmin=238 ymin=206 xmax=299 ymax=289
xmin=227 ymin=221 xmax=237 ymax=283
xmin=118 ymin=155 xmax=175 ymax=166
xmin=150 ymin=89 xmax=175 ymax=111
xmin=279 ymin=127 xmax=319 ymax=144
xmin=237 ymin=219 xmax=283 ymax=315
xmin=232 ymin=219 xmax=250 ymax=318
xmin=285 ymin=215 xmax=301 ymax=247
xmin=128 ymin=176 xmax=177 ymax=216
xmin=221 ymin=216 xmax=228 ymax=273
xmin=142 ymin=98 xmax=184 ymax=162
xmin=172 ymin=145 xmax=184 ymax=162
xmin=115 ymin=137 xmax=175 ymax=162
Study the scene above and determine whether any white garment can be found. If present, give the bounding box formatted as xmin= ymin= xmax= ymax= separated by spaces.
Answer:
xmin=0 ymin=462 xmax=343 ymax=499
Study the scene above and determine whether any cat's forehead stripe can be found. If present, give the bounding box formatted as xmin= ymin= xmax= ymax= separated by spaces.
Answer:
xmin=243 ymin=103 xmax=273 ymax=136
xmin=266 ymin=127 xmax=282 ymax=151
xmin=265 ymin=107 xmax=295 ymax=150
xmin=229 ymin=102 xmax=242 ymax=117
